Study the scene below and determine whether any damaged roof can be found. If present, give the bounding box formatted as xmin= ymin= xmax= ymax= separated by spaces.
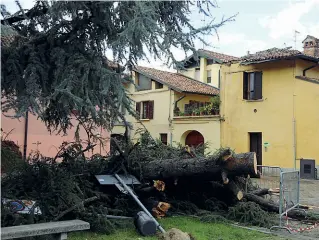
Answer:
xmin=134 ymin=66 xmax=219 ymax=96
xmin=240 ymin=47 xmax=319 ymax=64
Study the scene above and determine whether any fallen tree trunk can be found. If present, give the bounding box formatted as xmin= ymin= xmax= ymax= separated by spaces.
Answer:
xmin=245 ymin=193 xmax=307 ymax=220
xmin=135 ymin=152 xmax=257 ymax=183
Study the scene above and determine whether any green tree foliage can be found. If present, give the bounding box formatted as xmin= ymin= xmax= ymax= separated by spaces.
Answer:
xmin=1 ymin=1 xmax=235 ymax=133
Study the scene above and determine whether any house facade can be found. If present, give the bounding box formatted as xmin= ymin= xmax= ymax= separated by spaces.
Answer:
xmin=220 ymin=40 xmax=319 ymax=173
xmin=112 ymin=66 xmax=221 ymax=153
xmin=1 ymin=111 xmax=110 ymax=158
xmin=177 ymin=49 xmax=239 ymax=88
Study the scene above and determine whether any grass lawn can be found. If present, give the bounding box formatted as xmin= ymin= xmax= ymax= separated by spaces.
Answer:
xmin=70 ymin=216 xmax=288 ymax=240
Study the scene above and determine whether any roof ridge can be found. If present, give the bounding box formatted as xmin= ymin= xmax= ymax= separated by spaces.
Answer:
xmin=198 ymin=49 xmax=239 ymax=58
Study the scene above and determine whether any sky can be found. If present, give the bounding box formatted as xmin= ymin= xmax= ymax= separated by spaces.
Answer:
xmin=1 ymin=0 xmax=319 ymax=71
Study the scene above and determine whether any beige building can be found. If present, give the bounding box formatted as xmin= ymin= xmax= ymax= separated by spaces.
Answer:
xmin=112 ymin=66 xmax=221 ymax=153
xmin=177 ymin=49 xmax=239 ymax=88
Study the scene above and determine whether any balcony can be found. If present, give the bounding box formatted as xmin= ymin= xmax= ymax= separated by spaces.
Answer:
xmin=173 ymin=96 xmax=220 ymax=118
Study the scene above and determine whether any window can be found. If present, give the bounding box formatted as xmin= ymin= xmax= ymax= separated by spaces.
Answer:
xmin=136 ymin=101 xmax=154 ymax=119
xmin=207 ymin=59 xmax=215 ymax=65
xmin=136 ymin=73 xmax=152 ymax=91
xmin=207 ymin=70 xmax=212 ymax=83
xmin=243 ymin=71 xmax=262 ymax=100
xmin=195 ymin=68 xmax=200 ymax=80
xmin=160 ymin=133 xmax=168 ymax=145
xmin=155 ymin=81 xmax=163 ymax=89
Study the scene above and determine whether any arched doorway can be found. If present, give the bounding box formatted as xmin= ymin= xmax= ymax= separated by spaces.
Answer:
xmin=185 ymin=131 xmax=204 ymax=148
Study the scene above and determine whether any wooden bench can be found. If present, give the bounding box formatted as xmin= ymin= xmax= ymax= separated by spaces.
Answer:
xmin=1 ymin=220 xmax=90 ymax=239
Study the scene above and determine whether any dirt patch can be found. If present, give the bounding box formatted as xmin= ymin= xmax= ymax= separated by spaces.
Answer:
xmin=158 ymin=228 xmax=195 ymax=240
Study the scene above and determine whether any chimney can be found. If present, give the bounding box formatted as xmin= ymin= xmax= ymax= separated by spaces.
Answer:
xmin=247 ymin=51 xmax=250 ymax=55
xmin=302 ymin=35 xmax=319 ymax=58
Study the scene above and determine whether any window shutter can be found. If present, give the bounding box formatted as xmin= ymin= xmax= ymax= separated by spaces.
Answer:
xmin=243 ymin=72 xmax=248 ymax=99
xmin=254 ymin=72 xmax=263 ymax=100
xmin=136 ymin=102 xmax=141 ymax=117
xmin=148 ymin=101 xmax=154 ymax=119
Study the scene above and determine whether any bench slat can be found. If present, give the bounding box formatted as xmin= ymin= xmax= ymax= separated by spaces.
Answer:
xmin=1 ymin=220 xmax=90 ymax=239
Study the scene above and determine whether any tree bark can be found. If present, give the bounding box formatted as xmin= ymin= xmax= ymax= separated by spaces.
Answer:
xmin=226 ymin=181 xmax=243 ymax=200
xmin=135 ymin=152 xmax=257 ymax=182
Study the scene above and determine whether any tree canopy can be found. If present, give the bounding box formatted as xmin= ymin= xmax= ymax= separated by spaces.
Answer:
xmin=1 ymin=1 xmax=235 ymax=133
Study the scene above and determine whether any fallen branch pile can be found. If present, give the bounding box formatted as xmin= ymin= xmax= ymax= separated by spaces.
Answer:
xmin=1 ymin=132 xmax=318 ymax=237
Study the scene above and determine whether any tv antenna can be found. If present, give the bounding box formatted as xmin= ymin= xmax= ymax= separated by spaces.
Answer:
xmin=201 ymin=14 xmax=206 ymax=49
xmin=294 ymin=30 xmax=300 ymax=50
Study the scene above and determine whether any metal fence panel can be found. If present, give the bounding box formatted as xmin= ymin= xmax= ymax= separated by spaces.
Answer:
xmin=256 ymin=165 xmax=282 ymax=189
xmin=279 ymin=170 xmax=300 ymax=226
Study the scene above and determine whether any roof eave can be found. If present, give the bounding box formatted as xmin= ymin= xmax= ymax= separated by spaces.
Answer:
xmin=240 ymin=55 xmax=319 ymax=65
xmin=297 ymin=55 xmax=319 ymax=63
xmin=133 ymin=69 xmax=183 ymax=93
xmin=295 ymin=76 xmax=319 ymax=85
xmin=182 ymin=91 xmax=219 ymax=96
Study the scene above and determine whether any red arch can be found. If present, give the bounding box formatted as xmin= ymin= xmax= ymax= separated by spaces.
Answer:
xmin=185 ymin=131 xmax=204 ymax=147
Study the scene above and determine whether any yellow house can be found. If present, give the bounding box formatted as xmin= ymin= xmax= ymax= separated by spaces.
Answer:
xmin=112 ymin=66 xmax=221 ymax=153
xmin=220 ymin=39 xmax=319 ymax=174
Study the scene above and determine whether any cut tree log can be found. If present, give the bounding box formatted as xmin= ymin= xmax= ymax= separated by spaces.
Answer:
xmin=134 ymin=152 xmax=257 ymax=183
xmin=226 ymin=181 xmax=244 ymax=201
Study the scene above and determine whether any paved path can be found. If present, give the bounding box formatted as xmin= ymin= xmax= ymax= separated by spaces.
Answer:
xmin=299 ymin=179 xmax=319 ymax=207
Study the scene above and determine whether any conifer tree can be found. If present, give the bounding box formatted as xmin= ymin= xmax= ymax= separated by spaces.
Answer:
xmin=1 ymin=1 xmax=234 ymax=133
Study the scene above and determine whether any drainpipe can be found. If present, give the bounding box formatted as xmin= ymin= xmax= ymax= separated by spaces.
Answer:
xmin=174 ymin=95 xmax=186 ymax=111
xmin=168 ymin=90 xmax=173 ymax=145
xmin=23 ymin=111 xmax=29 ymax=160
xmin=293 ymin=114 xmax=297 ymax=169
xmin=218 ymin=67 xmax=221 ymax=89
xmin=169 ymin=94 xmax=186 ymax=145
xmin=303 ymin=63 xmax=318 ymax=76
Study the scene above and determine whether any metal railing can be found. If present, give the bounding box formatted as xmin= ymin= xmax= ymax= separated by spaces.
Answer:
xmin=279 ymin=170 xmax=300 ymax=226
xmin=254 ymin=166 xmax=282 ymax=194
xmin=269 ymin=170 xmax=301 ymax=233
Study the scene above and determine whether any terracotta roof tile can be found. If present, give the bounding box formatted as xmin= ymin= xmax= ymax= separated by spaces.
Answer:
xmin=134 ymin=66 xmax=219 ymax=95
xmin=198 ymin=49 xmax=239 ymax=62
xmin=240 ymin=47 xmax=319 ymax=63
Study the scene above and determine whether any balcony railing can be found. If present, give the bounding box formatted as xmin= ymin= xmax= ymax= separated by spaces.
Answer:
xmin=174 ymin=108 xmax=219 ymax=117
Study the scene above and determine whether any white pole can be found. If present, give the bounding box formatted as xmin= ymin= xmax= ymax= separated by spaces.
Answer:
xmin=114 ymin=174 xmax=166 ymax=233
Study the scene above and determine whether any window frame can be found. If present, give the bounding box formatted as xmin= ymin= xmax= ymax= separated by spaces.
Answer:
xmin=207 ymin=70 xmax=212 ymax=83
xmin=136 ymin=101 xmax=154 ymax=119
xmin=136 ymin=73 xmax=152 ymax=91
xmin=160 ymin=133 xmax=168 ymax=145
xmin=155 ymin=81 xmax=163 ymax=89
xmin=243 ymin=71 xmax=263 ymax=100
xmin=195 ymin=67 xmax=200 ymax=81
